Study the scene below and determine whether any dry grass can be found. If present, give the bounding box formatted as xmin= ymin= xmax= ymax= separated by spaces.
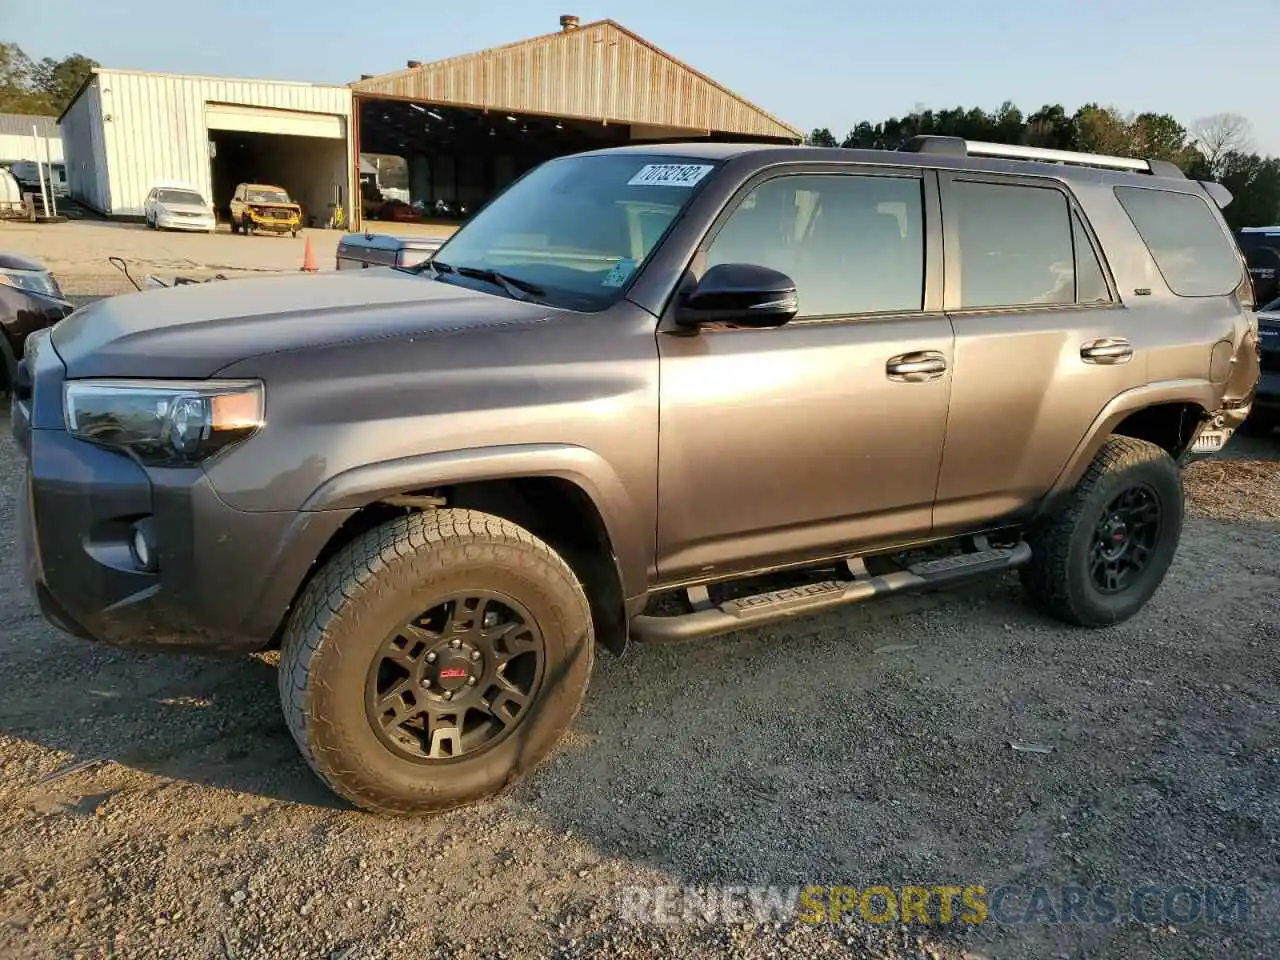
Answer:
xmin=1184 ymin=455 xmax=1280 ymax=521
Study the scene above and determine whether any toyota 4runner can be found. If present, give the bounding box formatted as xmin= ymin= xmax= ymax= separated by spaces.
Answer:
xmin=13 ymin=138 xmax=1261 ymax=814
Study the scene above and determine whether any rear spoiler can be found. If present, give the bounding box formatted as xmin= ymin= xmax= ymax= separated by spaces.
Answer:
xmin=1199 ymin=181 xmax=1232 ymax=208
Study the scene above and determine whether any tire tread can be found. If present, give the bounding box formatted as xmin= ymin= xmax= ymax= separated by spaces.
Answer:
xmin=1021 ymin=435 xmax=1182 ymax=626
xmin=278 ymin=508 xmax=592 ymax=814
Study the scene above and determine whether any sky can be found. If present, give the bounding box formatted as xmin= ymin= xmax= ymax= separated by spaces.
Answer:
xmin=9 ymin=0 xmax=1279 ymax=155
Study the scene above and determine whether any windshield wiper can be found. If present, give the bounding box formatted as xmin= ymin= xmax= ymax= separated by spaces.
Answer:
xmin=407 ymin=257 xmax=455 ymax=277
xmin=453 ymin=265 xmax=546 ymax=301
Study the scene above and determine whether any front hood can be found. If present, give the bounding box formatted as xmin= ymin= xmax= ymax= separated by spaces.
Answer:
xmin=51 ymin=269 xmax=558 ymax=378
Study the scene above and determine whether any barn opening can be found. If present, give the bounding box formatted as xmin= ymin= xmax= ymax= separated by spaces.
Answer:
xmin=206 ymin=104 xmax=348 ymax=228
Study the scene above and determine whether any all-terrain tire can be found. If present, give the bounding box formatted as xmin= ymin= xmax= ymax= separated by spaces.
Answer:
xmin=1020 ymin=436 xmax=1183 ymax=627
xmin=278 ymin=508 xmax=594 ymax=815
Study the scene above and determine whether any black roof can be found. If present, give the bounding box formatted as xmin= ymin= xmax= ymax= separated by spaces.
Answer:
xmin=584 ymin=141 xmax=1193 ymax=189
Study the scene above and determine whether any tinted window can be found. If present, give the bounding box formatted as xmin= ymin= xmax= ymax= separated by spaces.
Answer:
xmin=706 ymin=174 xmax=924 ymax=317
xmin=950 ymin=180 xmax=1075 ymax=309
xmin=1073 ymin=211 xmax=1112 ymax=304
xmin=432 ymin=154 xmax=718 ymax=311
xmin=157 ymin=189 xmax=205 ymax=205
xmin=1115 ymin=187 xmax=1242 ymax=297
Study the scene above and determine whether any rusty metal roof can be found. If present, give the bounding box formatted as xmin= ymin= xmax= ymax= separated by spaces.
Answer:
xmin=351 ymin=20 xmax=801 ymax=141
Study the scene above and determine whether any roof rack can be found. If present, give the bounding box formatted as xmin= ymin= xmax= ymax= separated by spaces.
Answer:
xmin=897 ymin=135 xmax=1186 ymax=179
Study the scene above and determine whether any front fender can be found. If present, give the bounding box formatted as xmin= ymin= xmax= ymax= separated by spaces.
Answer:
xmin=299 ymin=442 xmax=650 ymax=600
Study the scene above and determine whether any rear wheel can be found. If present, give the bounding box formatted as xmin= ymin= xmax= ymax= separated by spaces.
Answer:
xmin=279 ymin=509 xmax=595 ymax=815
xmin=1021 ymin=436 xmax=1183 ymax=626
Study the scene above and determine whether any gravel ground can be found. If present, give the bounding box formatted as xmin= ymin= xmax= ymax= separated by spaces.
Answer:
xmin=0 ymin=244 xmax=1278 ymax=959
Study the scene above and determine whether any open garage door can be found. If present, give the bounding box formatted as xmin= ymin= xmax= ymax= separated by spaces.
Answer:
xmin=206 ymin=104 xmax=350 ymax=228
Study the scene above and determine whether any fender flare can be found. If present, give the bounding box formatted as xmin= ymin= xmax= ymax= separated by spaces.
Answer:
xmin=300 ymin=442 xmax=651 ymax=604
xmin=1043 ymin=378 xmax=1216 ymax=503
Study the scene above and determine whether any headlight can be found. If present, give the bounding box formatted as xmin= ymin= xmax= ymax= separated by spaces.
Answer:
xmin=63 ymin=379 xmax=264 ymax=466
xmin=0 ymin=269 xmax=61 ymax=299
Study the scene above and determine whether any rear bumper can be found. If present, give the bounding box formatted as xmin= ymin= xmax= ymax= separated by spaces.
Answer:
xmin=14 ymin=333 xmax=353 ymax=655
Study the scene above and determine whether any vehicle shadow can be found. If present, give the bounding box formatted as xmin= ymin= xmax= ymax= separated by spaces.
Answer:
xmin=1 ymin=631 xmax=348 ymax=810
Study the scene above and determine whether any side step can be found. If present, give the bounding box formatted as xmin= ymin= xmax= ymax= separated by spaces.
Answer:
xmin=630 ymin=543 xmax=1031 ymax=643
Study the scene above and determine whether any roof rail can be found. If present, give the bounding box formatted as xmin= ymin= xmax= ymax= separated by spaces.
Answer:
xmin=897 ymin=135 xmax=1187 ymax=179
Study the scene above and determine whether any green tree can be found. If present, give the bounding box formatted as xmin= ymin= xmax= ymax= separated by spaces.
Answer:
xmin=1217 ymin=152 xmax=1280 ymax=229
xmin=0 ymin=44 xmax=96 ymax=115
xmin=806 ymin=127 xmax=838 ymax=148
xmin=0 ymin=42 xmax=50 ymax=113
xmin=30 ymin=53 xmax=97 ymax=113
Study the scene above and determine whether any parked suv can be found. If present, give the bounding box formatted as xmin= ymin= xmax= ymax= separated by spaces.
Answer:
xmin=14 ymin=139 xmax=1260 ymax=814
xmin=1245 ymin=294 xmax=1280 ymax=434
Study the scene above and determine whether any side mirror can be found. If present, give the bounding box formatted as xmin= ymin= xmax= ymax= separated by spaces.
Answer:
xmin=676 ymin=263 xmax=799 ymax=329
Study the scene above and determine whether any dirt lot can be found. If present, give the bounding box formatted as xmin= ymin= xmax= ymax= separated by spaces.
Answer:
xmin=1 ymin=225 xmax=1278 ymax=959
xmin=0 ymin=218 xmax=454 ymax=302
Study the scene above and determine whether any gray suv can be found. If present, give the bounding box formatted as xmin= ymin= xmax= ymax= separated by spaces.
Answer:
xmin=14 ymin=138 xmax=1261 ymax=814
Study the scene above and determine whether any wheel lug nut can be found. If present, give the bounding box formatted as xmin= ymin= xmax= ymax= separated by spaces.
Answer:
xmin=450 ymin=638 xmax=461 ymax=649
xmin=470 ymin=650 xmax=481 ymax=661
xmin=443 ymin=690 xmax=453 ymax=700
xmin=426 ymin=652 xmax=437 ymax=663
xmin=421 ymin=677 xmax=431 ymax=688
xmin=467 ymin=676 xmax=477 ymax=686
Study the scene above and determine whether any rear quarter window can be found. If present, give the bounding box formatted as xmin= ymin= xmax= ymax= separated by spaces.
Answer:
xmin=1114 ymin=186 xmax=1242 ymax=297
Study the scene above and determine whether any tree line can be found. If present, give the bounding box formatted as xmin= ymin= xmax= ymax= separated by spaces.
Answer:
xmin=805 ymin=103 xmax=1279 ymax=230
xmin=0 ymin=42 xmax=98 ymax=116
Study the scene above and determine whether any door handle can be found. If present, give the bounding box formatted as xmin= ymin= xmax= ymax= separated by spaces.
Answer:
xmin=886 ymin=351 xmax=947 ymax=382
xmin=1080 ymin=337 xmax=1133 ymax=364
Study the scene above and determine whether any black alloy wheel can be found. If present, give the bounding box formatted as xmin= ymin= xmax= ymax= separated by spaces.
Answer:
xmin=365 ymin=591 xmax=546 ymax=762
xmin=1088 ymin=484 xmax=1161 ymax=594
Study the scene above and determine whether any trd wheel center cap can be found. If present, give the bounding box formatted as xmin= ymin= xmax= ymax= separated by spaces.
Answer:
xmin=432 ymin=651 xmax=477 ymax=692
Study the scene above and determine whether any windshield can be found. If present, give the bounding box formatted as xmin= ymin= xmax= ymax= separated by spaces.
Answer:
xmin=157 ymin=189 xmax=206 ymax=206
xmin=427 ymin=154 xmax=719 ymax=310
xmin=247 ymin=188 xmax=291 ymax=203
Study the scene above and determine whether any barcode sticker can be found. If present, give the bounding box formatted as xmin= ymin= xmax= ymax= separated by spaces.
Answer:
xmin=627 ymin=164 xmax=714 ymax=187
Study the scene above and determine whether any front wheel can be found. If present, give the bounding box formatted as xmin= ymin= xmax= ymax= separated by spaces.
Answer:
xmin=1021 ymin=436 xmax=1183 ymax=626
xmin=279 ymin=509 xmax=594 ymax=814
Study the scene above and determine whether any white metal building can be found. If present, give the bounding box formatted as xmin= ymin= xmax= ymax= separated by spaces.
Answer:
xmin=0 ymin=114 xmax=63 ymax=166
xmin=59 ymin=69 xmax=355 ymax=224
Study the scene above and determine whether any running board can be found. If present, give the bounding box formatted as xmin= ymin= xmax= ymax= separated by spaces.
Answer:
xmin=630 ymin=543 xmax=1031 ymax=643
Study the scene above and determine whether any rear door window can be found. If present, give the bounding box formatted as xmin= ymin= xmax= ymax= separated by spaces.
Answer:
xmin=1114 ymin=186 xmax=1242 ymax=297
xmin=946 ymin=179 xmax=1086 ymax=309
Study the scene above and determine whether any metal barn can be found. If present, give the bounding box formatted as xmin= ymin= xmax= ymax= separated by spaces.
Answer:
xmin=59 ymin=70 xmax=356 ymax=225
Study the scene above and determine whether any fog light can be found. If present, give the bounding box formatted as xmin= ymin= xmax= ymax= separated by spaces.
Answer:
xmin=131 ymin=521 xmax=157 ymax=572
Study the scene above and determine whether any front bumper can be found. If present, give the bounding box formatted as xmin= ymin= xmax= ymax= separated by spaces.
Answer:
xmin=13 ymin=332 xmax=353 ymax=655
xmin=157 ymin=214 xmax=215 ymax=231
xmin=247 ymin=212 xmax=300 ymax=231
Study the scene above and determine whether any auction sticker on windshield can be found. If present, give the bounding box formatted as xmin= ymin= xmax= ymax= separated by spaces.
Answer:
xmin=628 ymin=164 xmax=714 ymax=187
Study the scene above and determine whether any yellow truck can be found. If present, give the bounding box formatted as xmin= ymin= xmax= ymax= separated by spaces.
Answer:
xmin=229 ymin=183 xmax=302 ymax=237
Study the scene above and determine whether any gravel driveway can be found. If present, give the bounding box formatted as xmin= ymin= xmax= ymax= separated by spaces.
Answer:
xmin=1 ymin=252 xmax=1277 ymax=959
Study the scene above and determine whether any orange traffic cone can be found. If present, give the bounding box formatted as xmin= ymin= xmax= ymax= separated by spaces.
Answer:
xmin=300 ymin=236 xmax=317 ymax=273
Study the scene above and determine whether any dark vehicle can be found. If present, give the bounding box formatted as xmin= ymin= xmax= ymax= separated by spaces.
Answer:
xmin=15 ymin=138 xmax=1260 ymax=814
xmin=1235 ymin=227 xmax=1280 ymax=306
xmin=1244 ymin=294 xmax=1280 ymax=434
xmin=0 ymin=252 xmax=73 ymax=395
xmin=336 ymin=232 xmax=444 ymax=271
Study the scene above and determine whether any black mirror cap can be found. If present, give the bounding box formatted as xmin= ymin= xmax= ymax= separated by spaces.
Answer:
xmin=677 ymin=262 xmax=799 ymax=329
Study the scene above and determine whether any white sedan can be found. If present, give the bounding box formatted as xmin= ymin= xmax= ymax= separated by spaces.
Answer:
xmin=143 ymin=186 xmax=216 ymax=233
